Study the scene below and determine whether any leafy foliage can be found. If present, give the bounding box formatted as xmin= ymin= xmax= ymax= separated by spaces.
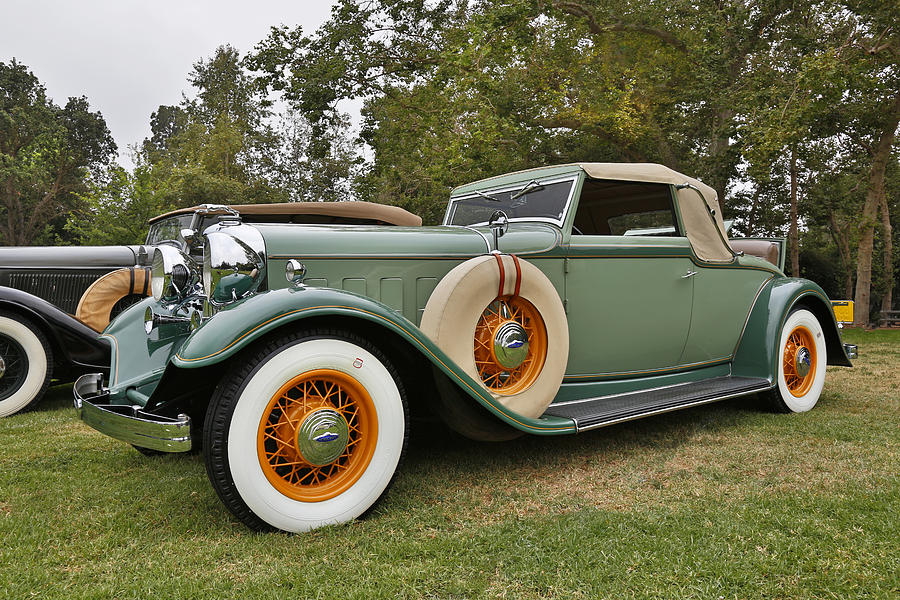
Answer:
xmin=0 ymin=59 xmax=116 ymax=245
xmin=4 ymin=2 xmax=898 ymax=320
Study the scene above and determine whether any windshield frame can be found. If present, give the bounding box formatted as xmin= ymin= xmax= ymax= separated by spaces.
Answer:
xmin=144 ymin=214 xmax=194 ymax=248
xmin=443 ymin=175 xmax=579 ymax=228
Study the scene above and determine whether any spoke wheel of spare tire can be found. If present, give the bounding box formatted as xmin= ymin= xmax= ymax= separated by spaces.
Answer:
xmin=420 ymin=254 xmax=568 ymax=420
xmin=763 ymin=308 xmax=827 ymax=413
xmin=0 ymin=312 xmax=52 ymax=418
xmin=203 ymin=329 xmax=408 ymax=533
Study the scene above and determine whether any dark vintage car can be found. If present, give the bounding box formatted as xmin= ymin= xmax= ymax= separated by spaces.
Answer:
xmin=0 ymin=202 xmax=421 ymax=417
xmin=73 ymin=163 xmax=856 ymax=533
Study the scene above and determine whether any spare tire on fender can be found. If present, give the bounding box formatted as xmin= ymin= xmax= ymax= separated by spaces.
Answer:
xmin=76 ymin=267 xmax=151 ymax=332
xmin=420 ymin=254 xmax=568 ymax=420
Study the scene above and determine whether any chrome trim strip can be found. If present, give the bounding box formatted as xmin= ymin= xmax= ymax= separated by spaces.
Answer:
xmin=74 ymin=374 xmax=192 ymax=453
xmin=458 ymin=226 xmax=492 ymax=253
xmin=551 ymin=379 xmax=704 ymax=408
xmin=575 ymin=383 xmax=774 ymax=433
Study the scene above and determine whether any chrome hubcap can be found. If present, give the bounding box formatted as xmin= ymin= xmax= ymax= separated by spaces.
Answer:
xmin=0 ymin=356 xmax=5 ymax=379
xmin=296 ymin=408 xmax=349 ymax=466
xmin=493 ymin=321 xmax=529 ymax=369
xmin=795 ymin=347 xmax=812 ymax=378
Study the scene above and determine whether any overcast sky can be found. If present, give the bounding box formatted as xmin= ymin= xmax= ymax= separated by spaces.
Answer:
xmin=1 ymin=0 xmax=338 ymax=167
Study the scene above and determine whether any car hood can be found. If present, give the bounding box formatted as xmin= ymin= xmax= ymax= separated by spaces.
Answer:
xmin=255 ymin=223 xmax=561 ymax=258
xmin=0 ymin=245 xmax=146 ymax=268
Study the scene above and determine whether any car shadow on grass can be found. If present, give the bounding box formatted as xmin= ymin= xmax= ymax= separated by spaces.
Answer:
xmin=403 ymin=394 xmax=766 ymax=485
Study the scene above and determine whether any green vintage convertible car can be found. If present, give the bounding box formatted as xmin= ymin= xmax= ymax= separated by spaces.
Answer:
xmin=74 ymin=163 xmax=856 ymax=533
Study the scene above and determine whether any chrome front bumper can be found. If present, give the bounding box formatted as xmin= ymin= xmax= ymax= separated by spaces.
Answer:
xmin=73 ymin=373 xmax=192 ymax=453
xmin=843 ymin=343 xmax=858 ymax=360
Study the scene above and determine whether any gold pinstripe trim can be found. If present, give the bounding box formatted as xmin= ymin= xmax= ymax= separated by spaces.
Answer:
xmin=563 ymin=356 xmax=732 ymax=382
xmin=175 ymin=304 xmax=574 ymax=433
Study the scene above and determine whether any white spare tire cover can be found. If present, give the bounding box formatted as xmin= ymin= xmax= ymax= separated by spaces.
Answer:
xmin=420 ymin=254 xmax=568 ymax=419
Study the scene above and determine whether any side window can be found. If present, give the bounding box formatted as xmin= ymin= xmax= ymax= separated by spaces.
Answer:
xmin=572 ymin=179 xmax=681 ymax=236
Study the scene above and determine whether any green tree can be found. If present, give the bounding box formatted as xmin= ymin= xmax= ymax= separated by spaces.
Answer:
xmin=141 ymin=45 xmax=287 ymax=208
xmin=0 ymin=59 xmax=115 ymax=245
xmin=250 ymin=0 xmax=815 ymax=222
xmin=66 ymin=165 xmax=173 ymax=245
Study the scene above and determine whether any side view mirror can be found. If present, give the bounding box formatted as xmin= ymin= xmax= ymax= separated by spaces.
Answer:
xmin=488 ymin=210 xmax=509 ymax=253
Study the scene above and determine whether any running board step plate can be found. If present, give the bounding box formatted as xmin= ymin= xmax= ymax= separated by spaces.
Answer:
xmin=543 ymin=376 xmax=772 ymax=431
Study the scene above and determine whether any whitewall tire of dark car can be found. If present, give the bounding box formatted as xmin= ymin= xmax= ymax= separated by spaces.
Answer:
xmin=0 ymin=312 xmax=52 ymax=417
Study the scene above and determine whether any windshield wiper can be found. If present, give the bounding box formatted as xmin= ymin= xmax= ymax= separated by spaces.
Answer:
xmin=472 ymin=190 xmax=501 ymax=202
xmin=510 ymin=180 xmax=544 ymax=200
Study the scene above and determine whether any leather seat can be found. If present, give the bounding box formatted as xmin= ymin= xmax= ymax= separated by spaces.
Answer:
xmin=729 ymin=239 xmax=780 ymax=267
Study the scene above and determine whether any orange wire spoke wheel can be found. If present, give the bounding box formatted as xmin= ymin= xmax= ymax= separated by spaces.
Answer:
xmin=257 ymin=369 xmax=378 ymax=502
xmin=473 ymin=295 xmax=548 ymax=395
xmin=782 ymin=325 xmax=817 ymax=397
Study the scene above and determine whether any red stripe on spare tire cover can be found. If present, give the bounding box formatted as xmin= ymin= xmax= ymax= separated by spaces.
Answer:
xmin=492 ymin=253 xmax=505 ymax=299
xmin=511 ymin=254 xmax=522 ymax=297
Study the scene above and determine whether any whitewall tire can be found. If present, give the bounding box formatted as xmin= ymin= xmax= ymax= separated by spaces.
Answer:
xmin=0 ymin=313 xmax=52 ymax=418
xmin=204 ymin=330 xmax=408 ymax=532
xmin=765 ymin=309 xmax=828 ymax=413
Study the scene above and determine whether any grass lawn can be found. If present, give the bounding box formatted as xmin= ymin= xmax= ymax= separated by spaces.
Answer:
xmin=0 ymin=328 xmax=897 ymax=599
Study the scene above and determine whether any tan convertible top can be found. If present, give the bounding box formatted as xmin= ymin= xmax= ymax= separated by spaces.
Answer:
xmin=576 ymin=163 xmax=733 ymax=262
xmin=149 ymin=201 xmax=423 ymax=227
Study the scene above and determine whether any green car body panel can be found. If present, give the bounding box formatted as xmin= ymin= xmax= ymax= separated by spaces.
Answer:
xmin=88 ymin=162 xmax=852 ymax=441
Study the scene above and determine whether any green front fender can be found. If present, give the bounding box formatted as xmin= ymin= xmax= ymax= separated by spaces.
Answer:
xmin=173 ymin=286 xmax=576 ymax=435
xmin=732 ymin=278 xmax=851 ymax=381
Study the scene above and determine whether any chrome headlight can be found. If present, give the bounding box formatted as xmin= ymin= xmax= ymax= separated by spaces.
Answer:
xmin=151 ymin=245 xmax=199 ymax=302
xmin=202 ymin=223 xmax=266 ymax=305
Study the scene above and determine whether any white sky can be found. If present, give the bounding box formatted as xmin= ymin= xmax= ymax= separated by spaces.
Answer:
xmin=0 ymin=0 xmax=339 ymax=167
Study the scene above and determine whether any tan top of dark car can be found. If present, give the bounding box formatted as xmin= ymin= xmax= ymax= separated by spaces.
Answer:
xmin=149 ymin=201 xmax=423 ymax=227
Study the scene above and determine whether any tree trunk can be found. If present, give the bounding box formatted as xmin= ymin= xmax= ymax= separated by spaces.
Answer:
xmin=881 ymin=193 xmax=893 ymax=313
xmin=854 ymin=201 xmax=879 ymax=327
xmin=828 ymin=212 xmax=854 ymax=299
xmin=789 ymin=146 xmax=800 ymax=277
xmin=853 ymin=92 xmax=900 ymax=327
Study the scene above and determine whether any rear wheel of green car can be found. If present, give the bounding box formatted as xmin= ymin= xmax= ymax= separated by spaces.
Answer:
xmin=763 ymin=309 xmax=828 ymax=413
xmin=203 ymin=329 xmax=408 ymax=532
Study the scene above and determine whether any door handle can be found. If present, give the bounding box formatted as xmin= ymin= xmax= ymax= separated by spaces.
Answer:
xmin=682 ymin=270 xmax=698 ymax=279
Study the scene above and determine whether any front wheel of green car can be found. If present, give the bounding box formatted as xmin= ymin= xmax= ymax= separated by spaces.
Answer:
xmin=203 ymin=330 xmax=408 ymax=532
xmin=0 ymin=312 xmax=52 ymax=418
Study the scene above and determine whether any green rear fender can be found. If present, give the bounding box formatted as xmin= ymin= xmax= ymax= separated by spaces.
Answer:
xmin=732 ymin=278 xmax=851 ymax=381
xmin=173 ymin=287 xmax=576 ymax=435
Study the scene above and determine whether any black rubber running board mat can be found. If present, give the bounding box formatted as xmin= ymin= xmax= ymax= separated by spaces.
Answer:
xmin=543 ymin=376 xmax=771 ymax=430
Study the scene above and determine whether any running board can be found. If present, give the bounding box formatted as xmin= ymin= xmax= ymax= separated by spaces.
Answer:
xmin=543 ymin=376 xmax=772 ymax=432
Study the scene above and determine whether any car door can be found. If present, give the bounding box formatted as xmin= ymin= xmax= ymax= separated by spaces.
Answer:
xmin=563 ymin=178 xmax=694 ymax=378
xmin=564 ymin=238 xmax=695 ymax=377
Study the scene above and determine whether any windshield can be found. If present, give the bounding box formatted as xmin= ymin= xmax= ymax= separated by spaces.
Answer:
xmin=145 ymin=215 xmax=193 ymax=247
xmin=445 ymin=178 xmax=576 ymax=227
